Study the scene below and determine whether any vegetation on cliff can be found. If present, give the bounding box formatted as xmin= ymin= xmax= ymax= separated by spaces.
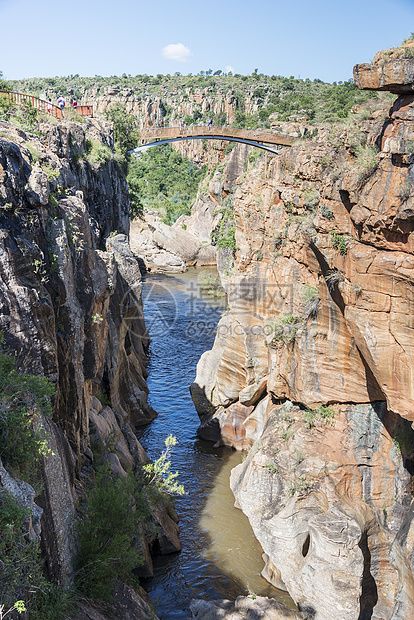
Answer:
xmin=210 ymin=193 xmax=236 ymax=251
xmin=77 ymin=435 xmax=184 ymax=601
xmin=0 ymin=343 xmax=184 ymax=611
xmin=127 ymin=145 xmax=207 ymax=224
xmin=0 ymin=349 xmax=74 ymax=619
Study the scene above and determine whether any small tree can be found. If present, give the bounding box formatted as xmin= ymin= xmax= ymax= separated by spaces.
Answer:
xmin=105 ymin=103 xmax=140 ymax=156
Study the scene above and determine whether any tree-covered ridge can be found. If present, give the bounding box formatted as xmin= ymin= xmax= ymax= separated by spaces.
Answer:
xmin=9 ymin=72 xmax=376 ymax=125
xmin=127 ymin=145 xmax=207 ymax=225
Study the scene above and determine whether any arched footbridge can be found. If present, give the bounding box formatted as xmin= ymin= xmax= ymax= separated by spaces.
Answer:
xmin=133 ymin=125 xmax=295 ymax=154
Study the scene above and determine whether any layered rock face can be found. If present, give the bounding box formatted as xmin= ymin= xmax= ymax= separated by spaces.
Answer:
xmin=0 ymin=118 xmax=168 ymax=598
xmin=0 ymin=119 xmax=155 ymax=455
xmin=191 ymin=55 xmax=414 ymax=618
xmin=354 ymin=40 xmax=414 ymax=94
xmin=79 ymin=86 xmax=240 ymax=127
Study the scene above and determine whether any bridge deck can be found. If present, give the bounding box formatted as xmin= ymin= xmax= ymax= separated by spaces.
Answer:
xmin=140 ymin=125 xmax=294 ymax=147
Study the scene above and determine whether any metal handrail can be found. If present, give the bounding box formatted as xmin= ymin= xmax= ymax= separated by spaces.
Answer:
xmin=0 ymin=91 xmax=93 ymax=119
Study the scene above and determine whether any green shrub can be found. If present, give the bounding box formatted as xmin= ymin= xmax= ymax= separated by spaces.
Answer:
xmin=266 ymin=462 xmax=278 ymax=474
xmin=0 ymin=93 xmax=16 ymax=122
xmin=402 ymin=33 xmax=414 ymax=44
xmin=76 ymin=467 xmax=147 ymax=600
xmin=30 ymin=584 xmax=76 ymax=620
xmin=18 ymin=100 xmax=39 ymax=130
xmin=127 ymin=178 xmax=144 ymax=219
xmin=267 ymin=314 xmax=302 ymax=345
xmin=77 ymin=435 xmax=184 ymax=601
xmin=320 ymin=204 xmax=334 ymax=220
xmin=85 ymin=139 xmax=113 ymax=167
xmin=303 ymin=405 xmax=335 ymax=429
xmin=0 ymin=350 xmax=54 ymax=472
xmin=42 ymin=165 xmax=60 ymax=183
xmin=211 ymin=195 xmax=236 ymax=251
xmin=330 ymin=231 xmax=348 ymax=255
xmin=105 ymin=103 xmax=140 ymax=156
xmin=0 ymin=490 xmax=40 ymax=610
xmin=289 ymin=475 xmax=312 ymax=497
xmin=26 ymin=142 xmax=41 ymax=163
xmin=302 ymin=188 xmax=320 ymax=210
xmin=0 ymin=490 xmax=72 ymax=618
xmin=224 ymin=143 xmax=235 ymax=154
xmin=142 ymin=434 xmax=185 ymax=497
xmin=302 ymin=285 xmax=320 ymax=319
xmin=354 ymin=144 xmax=379 ymax=184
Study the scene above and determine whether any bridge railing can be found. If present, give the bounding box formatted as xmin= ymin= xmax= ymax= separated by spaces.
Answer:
xmin=140 ymin=125 xmax=294 ymax=146
xmin=0 ymin=91 xmax=93 ymax=119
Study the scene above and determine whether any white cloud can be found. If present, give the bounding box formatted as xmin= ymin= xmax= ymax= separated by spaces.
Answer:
xmin=225 ymin=65 xmax=235 ymax=74
xmin=162 ymin=43 xmax=192 ymax=62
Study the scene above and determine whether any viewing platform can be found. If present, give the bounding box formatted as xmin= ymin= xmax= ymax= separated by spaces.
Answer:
xmin=0 ymin=91 xmax=93 ymax=119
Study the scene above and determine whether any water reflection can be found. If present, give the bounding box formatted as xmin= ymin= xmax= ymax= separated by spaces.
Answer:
xmin=137 ymin=268 xmax=291 ymax=619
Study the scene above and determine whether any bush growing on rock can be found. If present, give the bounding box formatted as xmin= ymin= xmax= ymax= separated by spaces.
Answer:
xmin=76 ymin=466 xmax=148 ymax=600
xmin=324 ymin=269 xmax=344 ymax=291
xmin=211 ymin=195 xmax=237 ymax=251
xmin=329 ymin=231 xmax=348 ymax=255
xmin=266 ymin=314 xmax=302 ymax=346
xmin=0 ymin=487 xmax=73 ymax=619
xmin=76 ymin=434 xmax=184 ymax=601
xmin=0 ymin=350 xmax=54 ymax=473
xmin=302 ymin=285 xmax=320 ymax=319
xmin=303 ymin=405 xmax=335 ymax=429
xmin=84 ymin=138 xmax=113 ymax=167
xmin=105 ymin=103 xmax=140 ymax=156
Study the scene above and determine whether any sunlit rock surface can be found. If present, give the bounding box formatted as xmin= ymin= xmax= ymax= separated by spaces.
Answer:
xmin=191 ymin=54 xmax=414 ymax=618
xmin=354 ymin=41 xmax=414 ymax=94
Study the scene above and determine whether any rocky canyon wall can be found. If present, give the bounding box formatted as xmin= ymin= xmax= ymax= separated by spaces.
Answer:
xmin=191 ymin=49 xmax=414 ymax=619
xmin=0 ymin=117 xmax=175 ymax=616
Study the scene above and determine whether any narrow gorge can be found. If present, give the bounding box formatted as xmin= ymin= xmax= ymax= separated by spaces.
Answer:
xmin=1 ymin=39 xmax=414 ymax=620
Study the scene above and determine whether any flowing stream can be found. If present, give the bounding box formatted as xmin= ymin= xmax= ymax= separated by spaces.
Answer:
xmin=136 ymin=268 xmax=293 ymax=619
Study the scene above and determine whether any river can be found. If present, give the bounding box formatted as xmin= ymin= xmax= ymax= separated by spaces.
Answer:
xmin=136 ymin=267 xmax=292 ymax=619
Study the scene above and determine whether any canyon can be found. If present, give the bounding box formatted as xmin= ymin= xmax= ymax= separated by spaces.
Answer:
xmin=1 ymin=40 xmax=414 ymax=620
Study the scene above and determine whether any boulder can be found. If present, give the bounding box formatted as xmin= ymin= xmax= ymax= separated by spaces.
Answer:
xmin=89 ymin=399 xmax=136 ymax=472
xmin=190 ymin=596 xmax=304 ymax=619
xmin=71 ymin=581 xmax=159 ymax=619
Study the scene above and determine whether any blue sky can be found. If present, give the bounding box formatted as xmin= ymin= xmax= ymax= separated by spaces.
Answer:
xmin=0 ymin=0 xmax=413 ymax=82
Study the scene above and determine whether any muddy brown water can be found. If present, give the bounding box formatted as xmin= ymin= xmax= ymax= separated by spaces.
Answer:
xmin=136 ymin=268 xmax=293 ymax=619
